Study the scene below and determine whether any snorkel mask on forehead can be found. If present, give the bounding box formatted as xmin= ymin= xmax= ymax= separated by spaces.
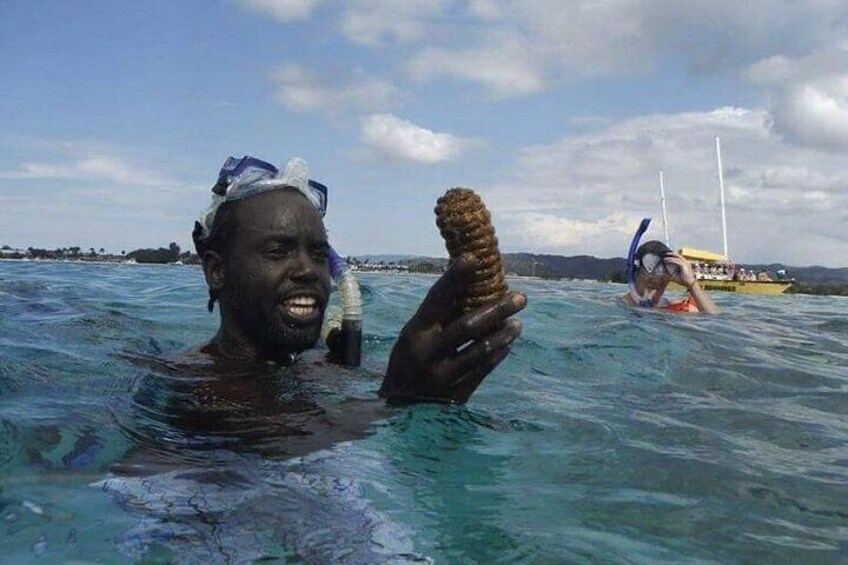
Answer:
xmin=197 ymin=156 xmax=328 ymax=239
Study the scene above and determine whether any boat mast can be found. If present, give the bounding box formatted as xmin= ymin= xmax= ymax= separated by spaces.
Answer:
xmin=659 ymin=170 xmax=670 ymax=246
xmin=715 ymin=136 xmax=729 ymax=259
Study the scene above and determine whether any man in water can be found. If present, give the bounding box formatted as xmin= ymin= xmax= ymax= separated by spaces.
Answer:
xmin=622 ymin=240 xmax=718 ymax=314
xmin=89 ymin=155 xmax=527 ymax=561
xmin=187 ymin=155 xmax=526 ymax=404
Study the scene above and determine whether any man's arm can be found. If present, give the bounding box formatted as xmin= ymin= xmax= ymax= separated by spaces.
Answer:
xmin=380 ymin=254 xmax=526 ymax=404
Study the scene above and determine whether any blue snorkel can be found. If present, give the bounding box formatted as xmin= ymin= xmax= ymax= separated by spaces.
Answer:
xmin=627 ymin=218 xmax=654 ymax=307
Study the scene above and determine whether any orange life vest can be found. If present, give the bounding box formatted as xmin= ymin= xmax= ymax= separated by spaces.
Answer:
xmin=661 ymin=294 xmax=698 ymax=313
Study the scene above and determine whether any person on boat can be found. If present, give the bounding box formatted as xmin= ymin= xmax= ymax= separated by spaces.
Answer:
xmin=621 ymin=219 xmax=718 ymax=314
xmin=186 ymin=155 xmax=526 ymax=404
xmin=692 ymin=262 xmax=702 ymax=279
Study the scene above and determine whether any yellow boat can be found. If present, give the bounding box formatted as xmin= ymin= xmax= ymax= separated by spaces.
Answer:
xmin=668 ymin=247 xmax=793 ymax=295
xmin=660 ymin=138 xmax=792 ymax=296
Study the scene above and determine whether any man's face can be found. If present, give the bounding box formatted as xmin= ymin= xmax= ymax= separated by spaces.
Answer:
xmin=220 ymin=189 xmax=331 ymax=357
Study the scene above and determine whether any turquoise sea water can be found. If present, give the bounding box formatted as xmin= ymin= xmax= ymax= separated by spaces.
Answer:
xmin=0 ymin=260 xmax=846 ymax=563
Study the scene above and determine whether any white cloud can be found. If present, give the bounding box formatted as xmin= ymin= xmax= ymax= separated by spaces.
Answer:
xmin=339 ymin=0 xmax=453 ymax=47
xmin=467 ymin=0 xmax=505 ymax=20
xmin=234 ymin=0 xmax=321 ymax=22
xmin=506 ymin=212 xmax=637 ymax=250
xmin=779 ymin=78 xmax=848 ymax=150
xmin=746 ymin=55 xmax=797 ymax=84
xmin=250 ymin=0 xmax=848 ymax=147
xmin=76 ymin=157 xmax=164 ymax=186
xmin=329 ymin=1 xmax=848 ymax=96
xmin=0 ymin=138 xmax=207 ymax=253
xmin=747 ymin=48 xmax=848 ymax=150
xmin=0 ymin=155 xmax=172 ymax=188
xmin=247 ymin=0 xmax=848 ymax=111
xmin=268 ymin=63 xmax=399 ymax=113
xmin=512 ymin=0 xmax=846 ymax=76
xmin=409 ymin=32 xmax=546 ymax=96
xmin=360 ymin=113 xmax=477 ymax=163
xmin=483 ymin=106 xmax=848 ymax=265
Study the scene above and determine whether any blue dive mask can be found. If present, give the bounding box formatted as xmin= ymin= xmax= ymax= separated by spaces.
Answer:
xmin=637 ymin=252 xmax=680 ymax=278
xmin=198 ymin=156 xmax=328 ymax=239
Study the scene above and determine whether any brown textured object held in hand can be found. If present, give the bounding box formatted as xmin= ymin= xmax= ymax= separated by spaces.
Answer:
xmin=435 ymin=188 xmax=508 ymax=313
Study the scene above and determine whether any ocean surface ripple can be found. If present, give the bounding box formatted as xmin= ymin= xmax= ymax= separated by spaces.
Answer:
xmin=0 ymin=261 xmax=846 ymax=563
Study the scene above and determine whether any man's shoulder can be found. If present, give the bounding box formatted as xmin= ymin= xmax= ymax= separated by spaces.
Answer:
xmin=118 ymin=341 xmax=243 ymax=376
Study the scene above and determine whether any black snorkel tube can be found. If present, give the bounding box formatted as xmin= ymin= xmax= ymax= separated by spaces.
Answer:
xmin=627 ymin=218 xmax=653 ymax=307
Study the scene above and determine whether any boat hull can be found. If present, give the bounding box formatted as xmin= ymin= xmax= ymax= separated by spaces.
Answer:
xmin=669 ymin=280 xmax=792 ymax=295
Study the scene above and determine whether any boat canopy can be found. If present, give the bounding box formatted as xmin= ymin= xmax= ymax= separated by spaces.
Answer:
xmin=678 ymin=247 xmax=728 ymax=263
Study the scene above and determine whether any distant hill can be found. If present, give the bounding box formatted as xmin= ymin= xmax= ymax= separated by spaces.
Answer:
xmin=744 ymin=264 xmax=848 ymax=284
xmin=353 ymin=254 xmax=422 ymax=264
xmin=503 ymin=253 xmax=627 ymax=281
xmin=377 ymin=253 xmax=627 ymax=281
xmin=368 ymin=253 xmax=848 ymax=285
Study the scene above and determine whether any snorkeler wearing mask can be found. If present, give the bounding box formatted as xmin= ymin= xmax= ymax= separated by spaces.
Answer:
xmin=188 ymin=155 xmax=527 ymax=403
xmin=622 ymin=219 xmax=718 ymax=314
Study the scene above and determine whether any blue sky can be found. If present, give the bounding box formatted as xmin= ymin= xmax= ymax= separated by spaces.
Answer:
xmin=2 ymin=1 xmax=847 ymax=266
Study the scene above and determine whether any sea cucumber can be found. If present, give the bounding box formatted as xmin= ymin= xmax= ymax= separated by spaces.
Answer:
xmin=434 ymin=188 xmax=508 ymax=312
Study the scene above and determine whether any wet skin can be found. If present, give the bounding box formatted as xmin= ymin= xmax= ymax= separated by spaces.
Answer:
xmin=625 ymin=252 xmax=718 ymax=313
xmin=199 ymin=189 xmax=332 ymax=363
xmin=381 ymin=254 xmax=525 ymax=404
xmin=110 ymin=188 xmax=527 ymax=475
xmin=196 ymin=187 xmax=527 ymax=404
xmin=114 ymin=350 xmax=389 ymax=475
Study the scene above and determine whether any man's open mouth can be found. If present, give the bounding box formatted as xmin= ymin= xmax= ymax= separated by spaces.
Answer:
xmin=280 ymin=295 xmax=322 ymax=324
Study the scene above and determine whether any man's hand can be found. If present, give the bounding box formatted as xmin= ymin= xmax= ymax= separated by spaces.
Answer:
xmin=380 ymin=254 xmax=526 ymax=404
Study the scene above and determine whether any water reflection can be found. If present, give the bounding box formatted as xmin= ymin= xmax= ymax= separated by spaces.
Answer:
xmin=112 ymin=349 xmax=388 ymax=475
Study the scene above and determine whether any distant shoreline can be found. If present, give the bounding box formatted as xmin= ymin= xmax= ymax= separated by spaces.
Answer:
xmin=0 ymin=257 xmax=200 ymax=267
xmin=3 ymin=256 xmax=848 ymax=297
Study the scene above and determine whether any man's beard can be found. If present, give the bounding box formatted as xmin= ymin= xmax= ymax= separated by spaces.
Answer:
xmin=265 ymin=312 xmax=323 ymax=355
xmin=227 ymin=290 xmax=324 ymax=359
